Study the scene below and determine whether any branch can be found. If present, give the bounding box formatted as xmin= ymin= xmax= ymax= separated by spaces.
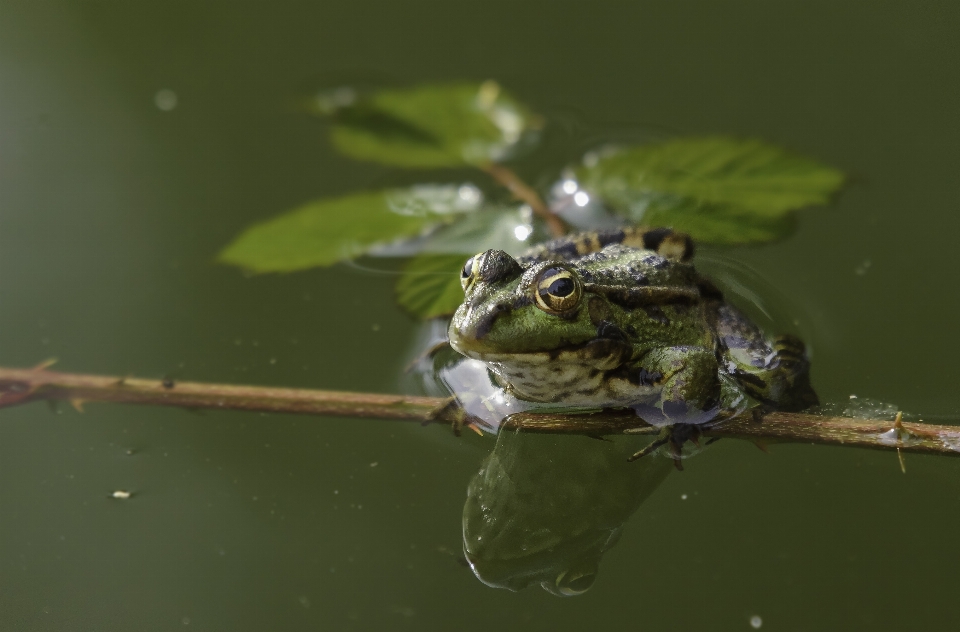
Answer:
xmin=1 ymin=365 xmax=958 ymax=461
xmin=0 ymin=365 xmax=444 ymax=422
xmin=502 ymin=410 xmax=960 ymax=460
xmin=482 ymin=163 xmax=570 ymax=237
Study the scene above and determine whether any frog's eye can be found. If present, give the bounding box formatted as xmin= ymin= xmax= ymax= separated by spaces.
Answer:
xmin=534 ymin=266 xmax=582 ymax=314
xmin=460 ymin=256 xmax=477 ymax=292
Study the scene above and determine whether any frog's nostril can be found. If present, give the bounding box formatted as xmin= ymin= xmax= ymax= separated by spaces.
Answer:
xmin=473 ymin=304 xmax=511 ymax=340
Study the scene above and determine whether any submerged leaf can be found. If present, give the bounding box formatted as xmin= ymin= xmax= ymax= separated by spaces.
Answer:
xmin=396 ymin=253 xmax=470 ymax=319
xmin=576 ymin=136 xmax=844 ymax=243
xmin=219 ymin=187 xmax=473 ymax=273
xmin=323 ymin=81 xmax=539 ymax=168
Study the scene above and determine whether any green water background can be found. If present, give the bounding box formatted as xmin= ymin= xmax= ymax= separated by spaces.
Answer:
xmin=2 ymin=2 xmax=959 ymax=630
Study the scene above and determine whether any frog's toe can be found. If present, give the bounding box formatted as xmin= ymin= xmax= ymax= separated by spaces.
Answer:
xmin=666 ymin=423 xmax=705 ymax=470
xmin=626 ymin=434 xmax=669 ymax=462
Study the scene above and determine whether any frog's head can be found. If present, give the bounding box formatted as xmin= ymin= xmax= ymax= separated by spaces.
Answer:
xmin=448 ymin=249 xmax=631 ymax=402
xmin=449 ymin=249 xmax=595 ymax=354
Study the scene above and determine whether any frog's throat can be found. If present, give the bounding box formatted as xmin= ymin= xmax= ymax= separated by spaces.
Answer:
xmin=471 ymin=347 xmax=660 ymax=407
xmin=451 ymin=336 xmax=633 ymax=372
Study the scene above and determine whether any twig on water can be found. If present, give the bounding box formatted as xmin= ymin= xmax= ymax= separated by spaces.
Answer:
xmin=1 ymin=364 xmax=957 ymax=462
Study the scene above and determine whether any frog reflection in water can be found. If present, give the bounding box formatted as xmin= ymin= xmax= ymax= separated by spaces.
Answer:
xmin=448 ymin=227 xmax=817 ymax=464
xmin=463 ymin=430 xmax=672 ymax=595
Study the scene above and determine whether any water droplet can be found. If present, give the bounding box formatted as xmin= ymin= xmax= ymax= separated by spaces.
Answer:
xmin=155 ymin=89 xmax=178 ymax=111
xmin=573 ymin=191 xmax=590 ymax=207
xmin=458 ymin=184 xmax=481 ymax=204
xmin=561 ymin=179 xmax=578 ymax=194
xmin=750 ymin=615 xmax=762 ymax=629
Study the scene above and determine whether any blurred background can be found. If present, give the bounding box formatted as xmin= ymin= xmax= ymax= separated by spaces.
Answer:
xmin=1 ymin=2 xmax=959 ymax=630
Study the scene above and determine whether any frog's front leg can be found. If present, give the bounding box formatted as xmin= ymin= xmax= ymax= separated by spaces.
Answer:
xmin=628 ymin=346 xmax=725 ymax=469
xmin=635 ymin=346 xmax=722 ymax=425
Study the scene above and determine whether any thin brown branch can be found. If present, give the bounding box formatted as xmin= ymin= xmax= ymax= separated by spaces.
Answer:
xmin=482 ymin=162 xmax=569 ymax=237
xmin=503 ymin=410 xmax=960 ymax=459
xmin=0 ymin=366 xmax=446 ymax=422
xmin=1 ymin=365 xmax=958 ymax=460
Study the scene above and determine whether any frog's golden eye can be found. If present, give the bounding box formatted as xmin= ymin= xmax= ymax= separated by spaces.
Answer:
xmin=534 ymin=266 xmax=582 ymax=314
xmin=460 ymin=255 xmax=477 ymax=292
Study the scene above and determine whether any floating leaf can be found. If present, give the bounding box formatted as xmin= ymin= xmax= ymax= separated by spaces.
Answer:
xmin=576 ymin=136 xmax=843 ymax=243
xmin=394 ymin=205 xmax=552 ymax=319
xmin=418 ymin=206 xmax=546 ymax=256
xmin=323 ymin=81 xmax=539 ymax=168
xmin=396 ymin=253 xmax=471 ymax=319
xmin=622 ymin=195 xmax=793 ymax=245
xmin=219 ymin=187 xmax=475 ymax=273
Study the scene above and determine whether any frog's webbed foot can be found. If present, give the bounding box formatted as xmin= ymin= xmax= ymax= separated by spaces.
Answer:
xmin=627 ymin=423 xmax=704 ymax=471
xmin=426 ymin=396 xmax=490 ymax=436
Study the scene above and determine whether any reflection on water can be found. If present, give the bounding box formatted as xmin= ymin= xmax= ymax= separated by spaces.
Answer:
xmin=404 ymin=319 xmax=545 ymax=432
xmin=462 ymin=430 xmax=672 ymax=595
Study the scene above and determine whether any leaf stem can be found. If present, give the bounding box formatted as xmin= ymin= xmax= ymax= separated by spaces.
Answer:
xmin=481 ymin=163 xmax=569 ymax=237
xmin=1 ymin=365 xmax=958 ymax=461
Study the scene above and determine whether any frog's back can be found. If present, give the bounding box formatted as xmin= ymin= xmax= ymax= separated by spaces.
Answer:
xmin=520 ymin=226 xmax=818 ymax=413
xmin=521 ymin=227 xmax=694 ymax=265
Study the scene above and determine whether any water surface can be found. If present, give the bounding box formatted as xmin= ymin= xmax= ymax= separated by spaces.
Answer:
xmin=2 ymin=2 xmax=960 ymax=630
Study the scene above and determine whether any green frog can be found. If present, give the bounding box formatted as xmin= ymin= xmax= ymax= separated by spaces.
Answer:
xmin=448 ymin=227 xmax=817 ymax=461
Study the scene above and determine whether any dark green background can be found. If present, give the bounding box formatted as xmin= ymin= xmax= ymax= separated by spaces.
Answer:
xmin=2 ymin=2 xmax=959 ymax=630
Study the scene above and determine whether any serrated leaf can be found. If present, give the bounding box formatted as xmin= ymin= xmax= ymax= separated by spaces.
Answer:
xmin=576 ymin=137 xmax=844 ymax=244
xmin=418 ymin=206 xmax=546 ymax=256
xmin=396 ymin=253 xmax=470 ymax=319
xmin=640 ymin=196 xmax=794 ymax=245
xmin=219 ymin=187 xmax=471 ymax=273
xmin=324 ymin=81 xmax=539 ymax=168
xmin=394 ymin=205 xmax=551 ymax=319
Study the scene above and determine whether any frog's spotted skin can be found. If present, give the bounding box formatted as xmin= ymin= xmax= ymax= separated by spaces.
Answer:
xmin=448 ymin=227 xmax=817 ymax=434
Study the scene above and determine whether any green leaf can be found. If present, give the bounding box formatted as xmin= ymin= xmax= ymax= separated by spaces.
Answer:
xmin=640 ymin=196 xmax=794 ymax=245
xmin=219 ymin=187 xmax=475 ymax=273
xmin=396 ymin=253 xmax=470 ymax=319
xmin=418 ymin=206 xmax=547 ymax=256
xmin=575 ymin=136 xmax=844 ymax=243
xmin=394 ymin=206 xmax=549 ymax=319
xmin=323 ymin=81 xmax=539 ymax=168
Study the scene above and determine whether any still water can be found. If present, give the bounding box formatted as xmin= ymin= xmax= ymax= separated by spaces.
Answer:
xmin=2 ymin=2 xmax=960 ymax=630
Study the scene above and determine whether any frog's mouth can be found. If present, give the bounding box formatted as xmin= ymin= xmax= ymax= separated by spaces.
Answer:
xmin=449 ymin=335 xmax=633 ymax=372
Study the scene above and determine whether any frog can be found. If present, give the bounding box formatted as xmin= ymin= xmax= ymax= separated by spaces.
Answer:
xmin=447 ymin=226 xmax=818 ymax=464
